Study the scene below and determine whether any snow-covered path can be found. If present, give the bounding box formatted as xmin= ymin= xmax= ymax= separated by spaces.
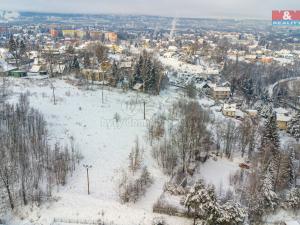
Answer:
xmin=268 ymin=76 xmax=300 ymax=98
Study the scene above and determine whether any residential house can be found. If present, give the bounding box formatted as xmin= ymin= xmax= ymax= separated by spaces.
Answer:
xmin=105 ymin=32 xmax=118 ymax=43
xmin=222 ymin=103 xmax=236 ymax=117
xmin=280 ymin=221 xmax=300 ymax=225
xmin=119 ymin=61 xmax=132 ymax=70
xmin=296 ymin=176 xmax=300 ymax=188
xmin=0 ymin=59 xmax=16 ymax=76
xmin=246 ymin=109 xmax=258 ymax=118
xmin=89 ymin=31 xmax=102 ymax=40
xmin=235 ymin=109 xmax=245 ymax=120
xmin=29 ymin=57 xmax=47 ymax=75
xmin=50 ymin=29 xmax=59 ymax=38
xmin=62 ymin=30 xmax=76 ymax=38
xmin=212 ymin=86 xmax=231 ymax=100
xmin=8 ymin=70 xmax=27 ymax=77
xmin=276 ymin=113 xmax=292 ymax=130
xmin=133 ymin=83 xmax=143 ymax=92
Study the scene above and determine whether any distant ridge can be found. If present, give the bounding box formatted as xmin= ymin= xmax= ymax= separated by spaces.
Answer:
xmin=0 ymin=10 xmax=20 ymax=22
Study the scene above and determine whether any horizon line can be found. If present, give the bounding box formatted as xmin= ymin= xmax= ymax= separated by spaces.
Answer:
xmin=1 ymin=8 xmax=271 ymax=22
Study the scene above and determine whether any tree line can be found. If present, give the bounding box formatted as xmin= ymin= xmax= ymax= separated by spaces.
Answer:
xmin=0 ymin=93 xmax=81 ymax=212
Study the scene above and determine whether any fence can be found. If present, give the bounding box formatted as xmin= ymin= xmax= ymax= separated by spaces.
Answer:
xmin=152 ymin=206 xmax=188 ymax=218
xmin=51 ymin=217 xmax=122 ymax=225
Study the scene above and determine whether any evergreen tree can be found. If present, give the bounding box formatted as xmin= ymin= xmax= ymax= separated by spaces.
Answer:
xmin=144 ymin=65 xmax=156 ymax=94
xmin=248 ymin=195 xmax=264 ymax=225
xmin=242 ymin=77 xmax=254 ymax=102
xmin=19 ymin=40 xmax=26 ymax=57
xmin=66 ymin=45 xmax=75 ymax=54
xmin=261 ymin=112 xmax=280 ymax=159
xmin=142 ymin=56 xmax=152 ymax=92
xmin=8 ymin=35 xmax=16 ymax=53
xmin=111 ymin=60 xmax=119 ymax=81
xmin=83 ymin=53 xmax=91 ymax=69
xmin=185 ymin=81 xmax=197 ymax=98
xmin=260 ymin=165 xmax=278 ymax=212
xmin=217 ymin=201 xmax=246 ymax=225
xmin=8 ymin=35 xmax=20 ymax=68
xmin=72 ymin=56 xmax=80 ymax=74
xmin=132 ymin=51 xmax=163 ymax=94
xmin=184 ymin=180 xmax=220 ymax=225
xmin=287 ymin=112 xmax=300 ymax=141
xmin=259 ymin=103 xmax=272 ymax=118
xmin=273 ymin=152 xmax=294 ymax=191
xmin=284 ymin=188 xmax=300 ymax=210
xmin=288 ymin=148 xmax=296 ymax=188
xmin=133 ymin=55 xmax=143 ymax=84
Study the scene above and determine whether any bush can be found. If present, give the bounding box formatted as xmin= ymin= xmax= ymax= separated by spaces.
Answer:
xmin=283 ymin=188 xmax=300 ymax=210
xmin=152 ymin=217 xmax=167 ymax=225
xmin=185 ymin=82 xmax=197 ymax=98
xmin=113 ymin=112 xmax=121 ymax=122
xmin=118 ymin=166 xmax=153 ymax=203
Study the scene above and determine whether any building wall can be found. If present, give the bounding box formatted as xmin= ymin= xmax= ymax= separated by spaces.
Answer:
xmin=213 ymin=91 xmax=230 ymax=99
xmin=105 ymin=32 xmax=118 ymax=43
xmin=223 ymin=110 xmax=235 ymax=117
xmin=277 ymin=121 xmax=288 ymax=130
xmin=62 ymin=30 xmax=76 ymax=37
xmin=90 ymin=31 xmax=102 ymax=40
xmin=50 ymin=29 xmax=58 ymax=38
xmin=76 ymin=30 xmax=86 ymax=39
xmin=62 ymin=30 xmax=87 ymax=39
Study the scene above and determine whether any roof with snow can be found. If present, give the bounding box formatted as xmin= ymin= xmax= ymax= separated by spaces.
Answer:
xmin=119 ymin=61 xmax=132 ymax=68
xmin=0 ymin=47 xmax=12 ymax=59
xmin=276 ymin=113 xmax=292 ymax=122
xmin=133 ymin=83 xmax=143 ymax=90
xmin=30 ymin=65 xmax=42 ymax=73
xmin=274 ymin=107 xmax=289 ymax=114
xmin=223 ymin=103 xmax=236 ymax=112
xmin=236 ymin=109 xmax=245 ymax=118
xmin=283 ymin=221 xmax=300 ymax=225
xmin=196 ymin=82 xmax=210 ymax=89
xmin=213 ymin=86 xmax=230 ymax=92
xmin=247 ymin=109 xmax=258 ymax=113
xmin=0 ymin=59 xmax=16 ymax=72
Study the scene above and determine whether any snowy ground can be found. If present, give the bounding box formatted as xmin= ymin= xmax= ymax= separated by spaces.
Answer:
xmin=159 ymin=56 xmax=219 ymax=75
xmin=195 ymin=158 xmax=239 ymax=194
xmin=3 ymin=76 xmax=248 ymax=225
xmin=6 ymin=77 xmax=189 ymax=225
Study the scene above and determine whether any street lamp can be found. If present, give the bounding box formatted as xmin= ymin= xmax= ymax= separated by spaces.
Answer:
xmin=83 ymin=164 xmax=92 ymax=195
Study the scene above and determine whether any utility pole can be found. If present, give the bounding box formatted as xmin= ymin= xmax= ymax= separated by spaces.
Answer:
xmin=101 ymin=61 xmax=108 ymax=105
xmin=83 ymin=164 xmax=92 ymax=195
xmin=102 ymin=72 xmax=104 ymax=104
xmin=143 ymin=101 xmax=146 ymax=120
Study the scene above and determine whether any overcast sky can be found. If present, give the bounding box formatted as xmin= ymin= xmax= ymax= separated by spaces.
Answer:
xmin=1 ymin=0 xmax=299 ymax=19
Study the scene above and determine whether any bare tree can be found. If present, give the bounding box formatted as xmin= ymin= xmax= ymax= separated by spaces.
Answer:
xmin=0 ymin=94 xmax=81 ymax=212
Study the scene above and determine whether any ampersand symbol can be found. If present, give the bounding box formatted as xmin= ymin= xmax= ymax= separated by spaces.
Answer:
xmin=283 ymin=11 xmax=292 ymax=20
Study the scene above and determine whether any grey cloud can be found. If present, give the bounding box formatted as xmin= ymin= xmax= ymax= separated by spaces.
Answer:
xmin=0 ymin=0 xmax=299 ymax=19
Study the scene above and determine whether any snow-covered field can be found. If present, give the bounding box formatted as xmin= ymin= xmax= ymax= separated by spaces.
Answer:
xmin=3 ymin=77 xmax=246 ymax=225
xmin=6 ymin=77 xmax=189 ymax=225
